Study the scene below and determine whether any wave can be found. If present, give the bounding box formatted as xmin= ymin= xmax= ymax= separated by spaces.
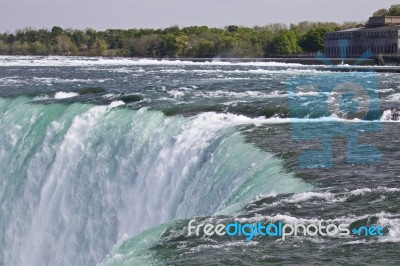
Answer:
xmin=163 ymin=87 xmax=287 ymax=100
xmin=381 ymin=109 xmax=400 ymax=122
xmin=252 ymin=187 xmax=400 ymax=209
xmin=0 ymin=77 xmax=108 ymax=87
xmin=54 ymin=91 xmax=80 ymax=99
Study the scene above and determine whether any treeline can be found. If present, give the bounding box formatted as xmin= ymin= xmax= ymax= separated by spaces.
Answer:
xmin=0 ymin=21 xmax=361 ymax=58
xmin=2 ymin=4 xmax=398 ymax=58
xmin=373 ymin=4 xmax=400 ymax=16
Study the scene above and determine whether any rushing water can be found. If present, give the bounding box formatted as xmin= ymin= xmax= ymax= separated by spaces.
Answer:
xmin=0 ymin=56 xmax=399 ymax=266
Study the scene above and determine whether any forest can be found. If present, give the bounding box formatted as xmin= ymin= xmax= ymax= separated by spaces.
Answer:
xmin=0 ymin=5 xmax=398 ymax=58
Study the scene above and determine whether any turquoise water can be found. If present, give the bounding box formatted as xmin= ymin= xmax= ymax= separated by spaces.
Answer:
xmin=0 ymin=97 xmax=309 ymax=265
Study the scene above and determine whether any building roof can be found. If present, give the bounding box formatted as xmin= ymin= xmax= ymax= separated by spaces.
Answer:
xmin=336 ymin=27 xmax=365 ymax=32
xmin=361 ymin=25 xmax=400 ymax=31
xmin=371 ymin=16 xmax=400 ymax=19
xmin=328 ymin=25 xmax=400 ymax=34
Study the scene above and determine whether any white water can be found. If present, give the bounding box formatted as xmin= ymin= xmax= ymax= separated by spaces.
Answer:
xmin=381 ymin=109 xmax=400 ymax=122
xmin=0 ymin=56 xmax=309 ymax=67
xmin=0 ymin=97 xmax=310 ymax=265
xmin=54 ymin=91 xmax=80 ymax=99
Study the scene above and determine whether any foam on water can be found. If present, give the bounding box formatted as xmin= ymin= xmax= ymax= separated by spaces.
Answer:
xmin=0 ymin=56 xmax=312 ymax=67
xmin=381 ymin=109 xmax=400 ymax=122
xmin=191 ymin=89 xmax=287 ymax=99
xmin=54 ymin=91 xmax=80 ymax=99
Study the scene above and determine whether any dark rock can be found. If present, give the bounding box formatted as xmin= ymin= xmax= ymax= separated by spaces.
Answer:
xmin=119 ymin=94 xmax=144 ymax=103
xmin=78 ymin=87 xmax=106 ymax=95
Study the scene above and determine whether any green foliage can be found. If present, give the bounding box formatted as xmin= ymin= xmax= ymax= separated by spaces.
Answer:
xmin=373 ymin=8 xmax=389 ymax=16
xmin=127 ymin=34 xmax=161 ymax=57
xmin=54 ymin=35 xmax=78 ymax=54
xmin=30 ymin=41 xmax=49 ymax=55
xmin=291 ymin=21 xmax=338 ymax=35
xmin=72 ymin=30 xmax=89 ymax=51
xmin=0 ymin=40 xmax=9 ymax=54
xmin=90 ymin=38 xmax=108 ymax=55
xmin=11 ymin=41 xmax=30 ymax=55
xmin=195 ymin=39 xmax=215 ymax=57
xmin=0 ymin=20 xmax=364 ymax=57
xmin=269 ymin=30 xmax=301 ymax=55
xmin=389 ymin=4 xmax=400 ymax=16
xmin=299 ymin=28 xmax=328 ymax=53
xmin=51 ymin=26 xmax=64 ymax=37
xmin=227 ymin=25 xmax=239 ymax=32
xmin=339 ymin=21 xmax=359 ymax=30
xmin=373 ymin=4 xmax=400 ymax=16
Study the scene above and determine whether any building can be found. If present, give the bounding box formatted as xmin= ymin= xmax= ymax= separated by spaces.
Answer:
xmin=324 ymin=16 xmax=400 ymax=57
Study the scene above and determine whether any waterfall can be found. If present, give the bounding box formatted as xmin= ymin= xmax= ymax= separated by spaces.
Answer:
xmin=0 ymin=97 xmax=310 ymax=266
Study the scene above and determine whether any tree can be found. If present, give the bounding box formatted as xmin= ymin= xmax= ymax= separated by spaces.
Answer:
xmin=300 ymin=28 xmax=328 ymax=53
xmin=54 ymin=35 xmax=78 ymax=54
xmin=11 ymin=41 xmax=30 ymax=55
xmin=265 ymin=23 xmax=287 ymax=34
xmin=227 ymin=25 xmax=239 ymax=32
xmin=90 ymin=38 xmax=108 ymax=55
xmin=174 ymin=35 xmax=189 ymax=57
xmin=389 ymin=4 xmax=400 ymax=16
xmin=217 ymin=35 xmax=239 ymax=57
xmin=195 ymin=39 xmax=215 ymax=57
xmin=373 ymin=8 xmax=389 ymax=16
xmin=373 ymin=5 xmax=400 ymax=16
xmin=160 ymin=33 xmax=176 ymax=57
xmin=0 ymin=40 xmax=9 ymax=54
xmin=51 ymin=26 xmax=63 ymax=37
xmin=339 ymin=21 xmax=359 ymax=30
xmin=127 ymin=34 xmax=161 ymax=57
xmin=163 ymin=26 xmax=180 ymax=35
xmin=1 ymin=21 xmax=361 ymax=57
xmin=72 ymin=30 xmax=89 ymax=51
xmin=268 ymin=30 xmax=301 ymax=55
xmin=30 ymin=41 xmax=49 ymax=55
